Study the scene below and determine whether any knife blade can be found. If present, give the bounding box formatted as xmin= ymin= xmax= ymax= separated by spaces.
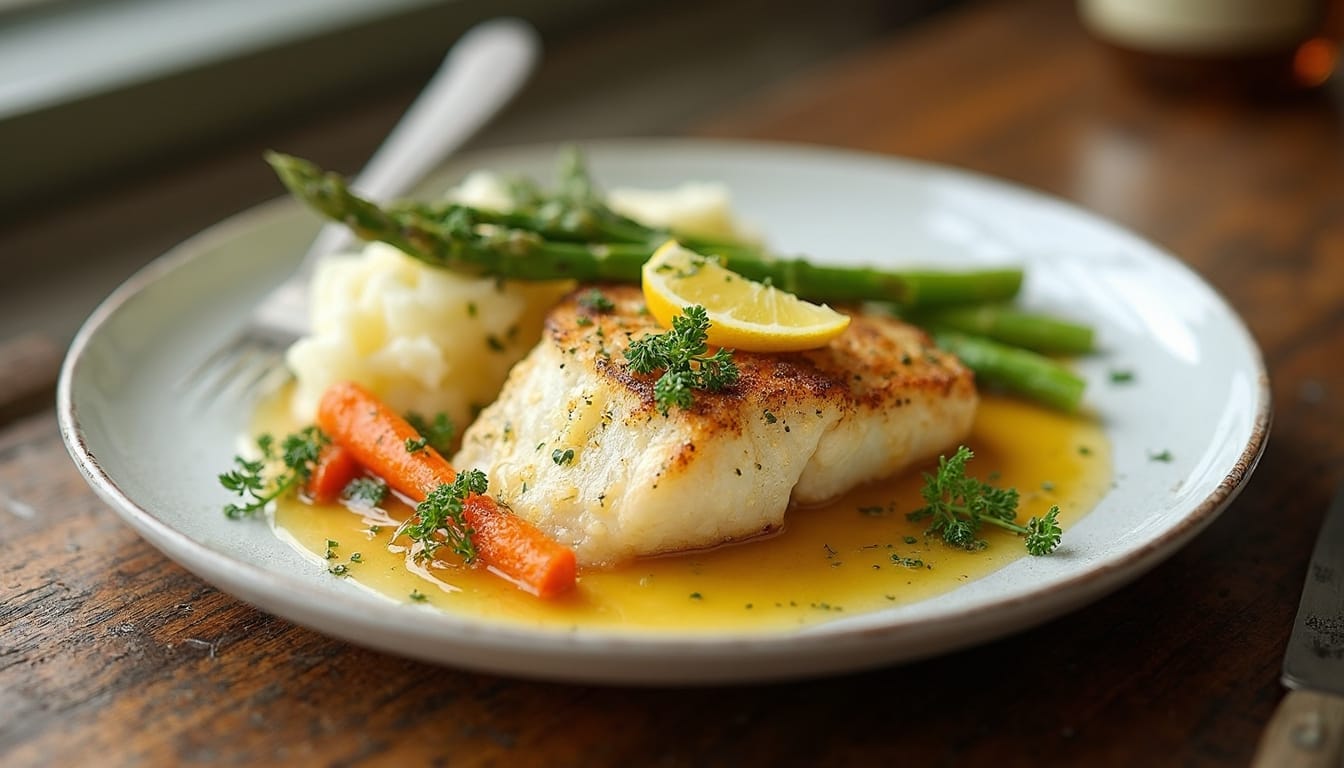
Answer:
xmin=1252 ymin=482 xmax=1344 ymax=767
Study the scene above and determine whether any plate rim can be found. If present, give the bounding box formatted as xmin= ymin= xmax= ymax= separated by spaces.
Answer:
xmin=56 ymin=136 xmax=1273 ymax=684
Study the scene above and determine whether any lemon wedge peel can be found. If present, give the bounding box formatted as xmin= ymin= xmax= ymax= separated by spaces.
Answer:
xmin=641 ymin=240 xmax=851 ymax=353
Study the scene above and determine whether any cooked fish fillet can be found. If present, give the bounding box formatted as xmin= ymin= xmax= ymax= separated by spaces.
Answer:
xmin=453 ymin=285 xmax=977 ymax=566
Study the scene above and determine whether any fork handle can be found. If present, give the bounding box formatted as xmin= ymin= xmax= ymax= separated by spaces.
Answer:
xmin=1252 ymin=689 xmax=1344 ymax=767
xmin=302 ymin=17 xmax=541 ymax=266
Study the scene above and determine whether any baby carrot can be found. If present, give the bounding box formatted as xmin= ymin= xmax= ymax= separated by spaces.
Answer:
xmin=316 ymin=381 xmax=444 ymax=500
xmin=463 ymin=495 xmax=577 ymax=600
xmin=306 ymin=444 xmax=361 ymax=504
xmin=316 ymin=381 xmax=577 ymax=598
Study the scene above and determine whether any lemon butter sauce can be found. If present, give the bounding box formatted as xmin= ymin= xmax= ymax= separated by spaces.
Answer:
xmin=257 ymin=390 xmax=1110 ymax=633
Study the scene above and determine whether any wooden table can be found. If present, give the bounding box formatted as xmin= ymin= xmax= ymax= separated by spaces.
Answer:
xmin=5 ymin=0 xmax=1342 ymax=764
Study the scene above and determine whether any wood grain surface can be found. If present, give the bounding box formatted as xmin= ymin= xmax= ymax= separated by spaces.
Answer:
xmin=0 ymin=334 xmax=62 ymax=427
xmin=5 ymin=0 xmax=1343 ymax=765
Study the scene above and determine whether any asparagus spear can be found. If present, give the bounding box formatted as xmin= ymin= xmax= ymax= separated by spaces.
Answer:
xmin=266 ymin=152 xmax=1023 ymax=309
xmin=913 ymin=304 xmax=1095 ymax=355
xmin=392 ymin=199 xmax=762 ymax=262
xmin=931 ymin=330 xmax=1086 ymax=412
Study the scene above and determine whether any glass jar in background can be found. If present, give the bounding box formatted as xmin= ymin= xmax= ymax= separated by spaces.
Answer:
xmin=1079 ymin=0 xmax=1339 ymax=94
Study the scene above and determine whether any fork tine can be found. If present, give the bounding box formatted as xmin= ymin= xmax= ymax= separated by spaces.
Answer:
xmin=178 ymin=338 xmax=241 ymax=395
xmin=220 ymin=346 xmax=283 ymax=402
xmin=233 ymin=348 xmax=289 ymax=398
xmin=187 ymin=342 xmax=285 ymax=410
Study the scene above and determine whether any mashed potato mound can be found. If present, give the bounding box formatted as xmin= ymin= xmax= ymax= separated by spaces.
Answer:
xmin=286 ymin=242 xmax=572 ymax=428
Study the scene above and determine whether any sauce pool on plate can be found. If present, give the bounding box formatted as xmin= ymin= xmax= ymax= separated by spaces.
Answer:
xmin=256 ymin=390 xmax=1110 ymax=633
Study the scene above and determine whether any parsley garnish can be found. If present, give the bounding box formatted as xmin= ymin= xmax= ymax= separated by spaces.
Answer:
xmin=624 ymin=305 xmax=740 ymax=416
xmin=405 ymin=411 xmax=456 ymax=454
xmin=578 ymin=288 xmax=615 ymax=313
xmin=1025 ymin=509 xmax=1063 ymax=555
xmin=552 ymin=448 xmax=575 ymax=466
xmin=405 ymin=436 xmax=428 ymax=453
xmin=394 ymin=469 xmax=488 ymax=564
xmin=907 ymin=446 xmax=1063 ymax=555
xmin=1149 ymin=449 xmax=1173 ymax=462
xmin=342 ymin=477 xmax=388 ymax=507
xmin=220 ymin=427 xmax=327 ymax=518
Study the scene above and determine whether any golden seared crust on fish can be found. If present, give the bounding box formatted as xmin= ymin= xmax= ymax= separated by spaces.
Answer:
xmin=454 ymin=284 xmax=977 ymax=566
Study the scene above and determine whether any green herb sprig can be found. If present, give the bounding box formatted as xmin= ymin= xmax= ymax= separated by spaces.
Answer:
xmin=908 ymin=446 xmax=1063 ymax=555
xmin=219 ymin=427 xmax=327 ymax=518
xmin=394 ymin=469 xmax=488 ymax=564
xmin=578 ymin=288 xmax=615 ymax=313
xmin=405 ymin=411 xmax=456 ymax=454
xmin=625 ymin=305 xmax=740 ymax=416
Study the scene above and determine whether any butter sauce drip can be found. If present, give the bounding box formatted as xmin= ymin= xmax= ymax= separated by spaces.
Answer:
xmin=257 ymin=389 xmax=1110 ymax=633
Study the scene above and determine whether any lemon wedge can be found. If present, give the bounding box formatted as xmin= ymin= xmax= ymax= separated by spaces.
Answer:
xmin=641 ymin=240 xmax=851 ymax=352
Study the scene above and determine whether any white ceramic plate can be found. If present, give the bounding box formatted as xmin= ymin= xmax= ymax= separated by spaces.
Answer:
xmin=58 ymin=139 xmax=1269 ymax=684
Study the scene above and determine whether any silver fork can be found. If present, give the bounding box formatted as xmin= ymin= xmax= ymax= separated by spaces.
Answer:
xmin=187 ymin=17 xmax=541 ymax=405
